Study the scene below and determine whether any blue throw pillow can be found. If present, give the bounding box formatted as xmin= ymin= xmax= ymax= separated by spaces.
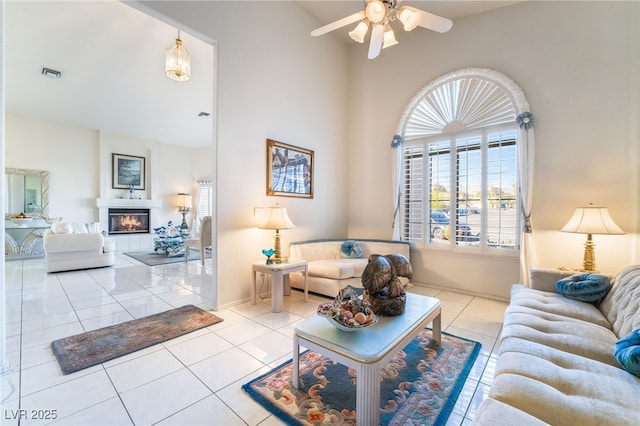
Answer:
xmin=555 ymin=273 xmax=611 ymax=302
xmin=615 ymin=329 xmax=640 ymax=377
xmin=340 ymin=240 xmax=362 ymax=259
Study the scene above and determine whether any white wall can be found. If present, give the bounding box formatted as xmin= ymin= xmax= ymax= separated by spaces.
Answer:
xmin=141 ymin=1 xmax=351 ymax=308
xmin=346 ymin=1 xmax=640 ymax=298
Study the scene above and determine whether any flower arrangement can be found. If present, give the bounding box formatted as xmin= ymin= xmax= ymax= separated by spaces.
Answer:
xmin=153 ymin=220 xmax=181 ymax=238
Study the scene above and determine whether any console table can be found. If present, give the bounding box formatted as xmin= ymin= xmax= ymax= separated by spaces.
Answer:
xmin=293 ymin=292 xmax=441 ymax=426
xmin=252 ymin=260 xmax=308 ymax=312
xmin=5 ymin=220 xmax=50 ymax=258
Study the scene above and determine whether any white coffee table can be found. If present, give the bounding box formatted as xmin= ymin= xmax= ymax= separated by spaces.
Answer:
xmin=252 ymin=260 xmax=308 ymax=312
xmin=292 ymin=292 xmax=441 ymax=426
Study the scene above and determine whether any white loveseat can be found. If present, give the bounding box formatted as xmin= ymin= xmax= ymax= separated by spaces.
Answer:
xmin=474 ymin=266 xmax=640 ymax=426
xmin=288 ymin=239 xmax=411 ymax=298
xmin=43 ymin=229 xmax=116 ymax=273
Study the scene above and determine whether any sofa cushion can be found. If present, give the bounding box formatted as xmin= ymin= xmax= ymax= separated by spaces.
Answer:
xmin=51 ymin=223 xmax=74 ymax=234
xmin=44 ymin=232 xmax=105 ymax=253
xmin=340 ymin=240 xmax=362 ymax=259
xmin=307 ymin=259 xmax=368 ymax=279
xmin=510 ymin=284 xmax=611 ymax=329
xmin=615 ymin=329 xmax=640 ymax=377
xmin=556 ymin=273 xmax=611 ymax=302
xmin=599 ymin=265 xmax=640 ymax=338
xmin=488 ymin=340 xmax=640 ymax=426
xmin=500 ymin=308 xmax=619 ymax=366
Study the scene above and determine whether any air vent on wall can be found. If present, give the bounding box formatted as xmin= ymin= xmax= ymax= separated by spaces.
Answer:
xmin=41 ymin=67 xmax=62 ymax=79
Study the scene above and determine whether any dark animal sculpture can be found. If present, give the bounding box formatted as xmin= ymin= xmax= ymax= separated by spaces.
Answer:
xmin=361 ymin=253 xmax=412 ymax=316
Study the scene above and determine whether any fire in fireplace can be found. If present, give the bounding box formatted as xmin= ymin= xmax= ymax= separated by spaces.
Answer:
xmin=108 ymin=208 xmax=150 ymax=235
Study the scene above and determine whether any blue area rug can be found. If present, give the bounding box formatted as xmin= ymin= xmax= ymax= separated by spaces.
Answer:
xmin=243 ymin=329 xmax=481 ymax=425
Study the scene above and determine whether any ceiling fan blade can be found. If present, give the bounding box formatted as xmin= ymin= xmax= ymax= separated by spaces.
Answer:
xmin=405 ymin=6 xmax=453 ymax=33
xmin=310 ymin=11 xmax=366 ymax=37
xmin=368 ymin=24 xmax=384 ymax=59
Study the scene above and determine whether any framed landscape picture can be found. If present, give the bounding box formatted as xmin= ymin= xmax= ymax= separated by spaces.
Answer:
xmin=266 ymin=139 xmax=314 ymax=198
xmin=112 ymin=153 xmax=145 ymax=190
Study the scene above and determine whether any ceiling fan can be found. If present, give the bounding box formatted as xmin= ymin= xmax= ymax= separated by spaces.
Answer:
xmin=310 ymin=0 xmax=453 ymax=60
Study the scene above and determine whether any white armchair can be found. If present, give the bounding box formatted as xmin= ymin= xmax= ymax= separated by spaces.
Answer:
xmin=184 ymin=216 xmax=212 ymax=265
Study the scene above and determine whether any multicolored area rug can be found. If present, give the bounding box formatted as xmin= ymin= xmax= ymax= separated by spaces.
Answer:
xmin=243 ymin=330 xmax=481 ymax=426
xmin=52 ymin=305 xmax=223 ymax=374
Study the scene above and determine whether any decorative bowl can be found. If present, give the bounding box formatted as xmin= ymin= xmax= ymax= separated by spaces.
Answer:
xmin=316 ymin=285 xmax=378 ymax=332
xmin=11 ymin=216 xmax=33 ymax=226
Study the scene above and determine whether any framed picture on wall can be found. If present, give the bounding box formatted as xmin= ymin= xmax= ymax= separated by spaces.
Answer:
xmin=112 ymin=153 xmax=145 ymax=190
xmin=266 ymin=139 xmax=314 ymax=198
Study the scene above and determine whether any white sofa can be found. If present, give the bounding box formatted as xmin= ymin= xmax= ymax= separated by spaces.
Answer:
xmin=288 ymin=239 xmax=411 ymax=298
xmin=43 ymin=230 xmax=116 ymax=273
xmin=474 ymin=266 xmax=640 ymax=426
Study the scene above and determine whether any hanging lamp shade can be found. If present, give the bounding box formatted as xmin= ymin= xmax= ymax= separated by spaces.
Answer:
xmin=165 ymin=31 xmax=191 ymax=82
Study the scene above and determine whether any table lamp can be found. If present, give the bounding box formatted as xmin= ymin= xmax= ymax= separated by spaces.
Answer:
xmin=176 ymin=193 xmax=192 ymax=230
xmin=258 ymin=205 xmax=295 ymax=264
xmin=561 ymin=203 xmax=624 ymax=272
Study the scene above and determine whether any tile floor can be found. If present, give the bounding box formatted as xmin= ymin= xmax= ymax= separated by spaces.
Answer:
xmin=1 ymin=253 xmax=508 ymax=425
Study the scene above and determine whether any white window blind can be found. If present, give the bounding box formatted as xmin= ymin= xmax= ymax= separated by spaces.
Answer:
xmin=193 ymin=180 xmax=212 ymax=235
xmin=401 ymin=128 xmax=519 ymax=254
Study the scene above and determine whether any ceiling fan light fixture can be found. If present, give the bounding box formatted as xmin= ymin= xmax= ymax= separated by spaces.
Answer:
xmin=398 ymin=7 xmax=420 ymax=32
xmin=365 ymin=0 xmax=387 ymax=24
xmin=165 ymin=30 xmax=191 ymax=82
xmin=382 ymin=25 xmax=398 ymax=49
xmin=349 ymin=20 xmax=370 ymax=43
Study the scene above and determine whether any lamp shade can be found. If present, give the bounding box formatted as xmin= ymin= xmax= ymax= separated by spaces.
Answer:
xmin=398 ymin=7 xmax=421 ymax=31
xmin=382 ymin=25 xmax=398 ymax=49
xmin=561 ymin=204 xmax=624 ymax=235
xmin=176 ymin=193 xmax=192 ymax=210
xmin=258 ymin=206 xmax=295 ymax=230
xmin=349 ymin=21 xmax=369 ymax=43
xmin=166 ymin=31 xmax=191 ymax=82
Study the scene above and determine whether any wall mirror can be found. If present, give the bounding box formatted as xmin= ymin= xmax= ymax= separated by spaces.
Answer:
xmin=4 ymin=168 xmax=49 ymax=217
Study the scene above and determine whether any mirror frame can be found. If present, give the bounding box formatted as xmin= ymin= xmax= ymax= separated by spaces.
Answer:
xmin=5 ymin=168 xmax=49 ymax=217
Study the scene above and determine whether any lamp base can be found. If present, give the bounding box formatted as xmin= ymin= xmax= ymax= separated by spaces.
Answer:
xmin=581 ymin=233 xmax=597 ymax=272
xmin=180 ymin=210 xmax=188 ymax=230
xmin=272 ymin=229 xmax=285 ymax=264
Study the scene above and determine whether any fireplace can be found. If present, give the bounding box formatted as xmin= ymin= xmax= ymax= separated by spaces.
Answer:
xmin=108 ymin=208 xmax=150 ymax=235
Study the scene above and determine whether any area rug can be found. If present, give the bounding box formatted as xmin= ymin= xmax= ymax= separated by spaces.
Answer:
xmin=243 ymin=329 xmax=481 ymax=426
xmin=51 ymin=304 xmax=223 ymax=375
xmin=124 ymin=250 xmax=210 ymax=266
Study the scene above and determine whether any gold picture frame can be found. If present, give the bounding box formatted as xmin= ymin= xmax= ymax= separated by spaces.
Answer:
xmin=266 ymin=139 xmax=314 ymax=198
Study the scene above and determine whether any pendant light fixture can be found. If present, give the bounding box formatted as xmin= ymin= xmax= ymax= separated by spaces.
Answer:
xmin=165 ymin=30 xmax=191 ymax=82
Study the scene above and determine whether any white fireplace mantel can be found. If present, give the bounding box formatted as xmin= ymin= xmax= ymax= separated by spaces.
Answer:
xmin=96 ymin=198 xmax=161 ymax=209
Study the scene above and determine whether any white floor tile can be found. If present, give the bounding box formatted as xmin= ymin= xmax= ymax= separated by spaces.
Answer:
xmin=188 ymin=347 xmax=264 ymax=392
xmin=155 ymin=394 xmax=245 ymax=426
xmin=213 ymin=318 xmax=272 ymax=346
xmin=166 ymin=331 xmax=233 ymax=365
xmin=50 ymin=396 xmax=133 ymax=425
xmin=239 ymin=331 xmax=293 ymax=364
xmin=119 ymin=369 xmax=211 ymax=425
xmin=19 ymin=370 xmax=118 ymax=425
xmin=106 ymin=349 xmax=185 ymax=393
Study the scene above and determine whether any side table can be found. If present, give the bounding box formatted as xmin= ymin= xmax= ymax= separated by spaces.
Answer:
xmin=252 ymin=260 xmax=308 ymax=313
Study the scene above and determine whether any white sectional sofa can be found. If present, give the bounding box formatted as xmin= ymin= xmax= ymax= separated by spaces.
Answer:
xmin=43 ymin=229 xmax=116 ymax=273
xmin=288 ymin=239 xmax=411 ymax=298
xmin=474 ymin=266 xmax=640 ymax=426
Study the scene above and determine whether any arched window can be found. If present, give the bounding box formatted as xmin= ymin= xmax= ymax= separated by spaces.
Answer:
xmin=393 ymin=68 xmax=535 ymax=281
